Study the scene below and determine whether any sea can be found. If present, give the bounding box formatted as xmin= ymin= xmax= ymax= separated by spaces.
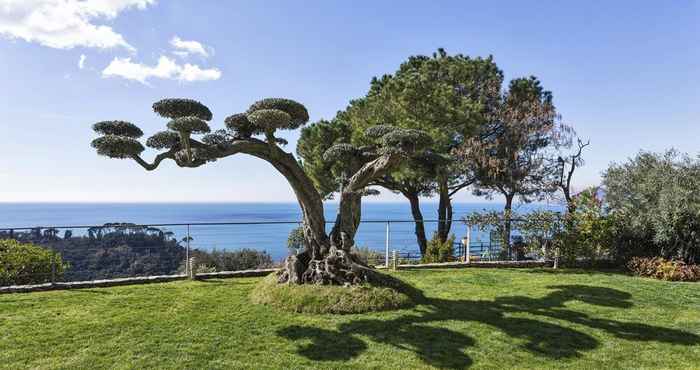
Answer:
xmin=0 ymin=202 xmax=561 ymax=261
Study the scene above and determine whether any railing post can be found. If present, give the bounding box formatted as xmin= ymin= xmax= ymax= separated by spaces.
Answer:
xmin=50 ymin=251 xmax=56 ymax=285
xmin=465 ymin=225 xmax=471 ymax=263
xmin=385 ymin=221 xmax=390 ymax=268
xmin=186 ymin=224 xmax=191 ymax=277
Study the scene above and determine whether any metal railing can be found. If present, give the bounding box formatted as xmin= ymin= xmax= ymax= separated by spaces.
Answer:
xmin=0 ymin=219 xmax=527 ymax=287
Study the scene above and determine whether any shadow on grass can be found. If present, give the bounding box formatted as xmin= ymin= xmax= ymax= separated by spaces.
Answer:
xmin=278 ymin=282 xmax=700 ymax=369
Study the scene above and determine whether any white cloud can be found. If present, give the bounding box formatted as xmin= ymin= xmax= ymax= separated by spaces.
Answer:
xmin=170 ymin=36 xmax=209 ymax=58
xmin=78 ymin=54 xmax=86 ymax=69
xmin=0 ymin=0 xmax=155 ymax=51
xmin=102 ymin=55 xmax=221 ymax=84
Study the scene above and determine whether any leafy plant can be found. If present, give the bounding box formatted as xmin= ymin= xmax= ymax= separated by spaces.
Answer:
xmin=627 ymin=257 xmax=700 ymax=282
xmin=421 ymin=233 xmax=455 ymax=263
xmin=286 ymin=226 xmax=305 ymax=254
xmin=353 ymin=246 xmax=384 ymax=266
xmin=188 ymin=248 xmax=274 ymax=272
xmin=0 ymin=239 xmax=67 ymax=286
xmin=604 ymin=151 xmax=700 ymax=263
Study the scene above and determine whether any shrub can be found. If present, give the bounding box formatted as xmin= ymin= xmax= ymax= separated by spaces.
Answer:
xmin=353 ymin=246 xmax=384 ymax=266
xmin=604 ymin=151 xmax=700 ymax=263
xmin=627 ymin=257 xmax=700 ymax=282
xmin=286 ymin=227 xmax=305 ymax=254
xmin=190 ymin=248 xmax=274 ymax=272
xmin=0 ymin=239 xmax=66 ymax=286
xmin=421 ymin=233 xmax=455 ymax=263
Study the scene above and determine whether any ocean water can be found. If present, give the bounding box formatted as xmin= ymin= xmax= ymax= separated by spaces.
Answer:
xmin=0 ymin=202 xmax=561 ymax=261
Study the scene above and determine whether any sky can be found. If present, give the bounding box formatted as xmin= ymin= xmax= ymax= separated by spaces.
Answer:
xmin=0 ymin=1 xmax=698 ymax=203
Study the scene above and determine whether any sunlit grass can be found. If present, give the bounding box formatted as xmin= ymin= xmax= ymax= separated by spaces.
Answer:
xmin=1 ymin=268 xmax=699 ymax=369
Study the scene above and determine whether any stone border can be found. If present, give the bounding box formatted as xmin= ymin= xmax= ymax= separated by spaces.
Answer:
xmin=0 ymin=268 xmax=277 ymax=294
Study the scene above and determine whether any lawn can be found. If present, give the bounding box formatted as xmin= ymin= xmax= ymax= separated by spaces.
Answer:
xmin=1 ymin=268 xmax=699 ymax=369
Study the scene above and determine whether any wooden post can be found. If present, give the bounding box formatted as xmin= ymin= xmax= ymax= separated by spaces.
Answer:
xmin=554 ymin=247 xmax=560 ymax=269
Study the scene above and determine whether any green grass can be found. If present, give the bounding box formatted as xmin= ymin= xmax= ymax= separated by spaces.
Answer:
xmin=250 ymin=273 xmax=414 ymax=314
xmin=1 ymin=268 xmax=699 ymax=369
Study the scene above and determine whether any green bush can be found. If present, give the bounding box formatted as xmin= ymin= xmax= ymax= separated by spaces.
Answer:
xmin=421 ymin=233 xmax=455 ymax=263
xmin=286 ymin=227 xmax=305 ymax=254
xmin=0 ymin=239 xmax=66 ymax=286
xmin=189 ymin=248 xmax=273 ymax=272
xmin=353 ymin=246 xmax=384 ymax=266
xmin=558 ymin=188 xmax=615 ymax=266
xmin=627 ymin=257 xmax=700 ymax=282
xmin=604 ymin=151 xmax=700 ymax=263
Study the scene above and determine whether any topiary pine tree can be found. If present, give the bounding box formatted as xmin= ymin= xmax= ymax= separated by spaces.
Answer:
xmin=91 ymin=97 xmax=431 ymax=285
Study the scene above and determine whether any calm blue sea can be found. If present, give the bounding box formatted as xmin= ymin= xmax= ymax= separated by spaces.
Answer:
xmin=0 ymin=202 xmax=561 ymax=261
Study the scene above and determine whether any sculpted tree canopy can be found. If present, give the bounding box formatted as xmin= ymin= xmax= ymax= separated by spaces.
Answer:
xmin=335 ymin=49 xmax=503 ymax=254
xmin=91 ymin=97 xmax=431 ymax=285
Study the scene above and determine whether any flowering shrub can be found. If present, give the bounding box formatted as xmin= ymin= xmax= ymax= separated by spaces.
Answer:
xmin=627 ymin=257 xmax=700 ymax=282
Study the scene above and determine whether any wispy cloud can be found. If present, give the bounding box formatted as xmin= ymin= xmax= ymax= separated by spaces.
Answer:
xmin=102 ymin=55 xmax=222 ymax=85
xmin=78 ymin=54 xmax=86 ymax=69
xmin=0 ymin=0 xmax=155 ymax=51
xmin=170 ymin=36 xmax=210 ymax=58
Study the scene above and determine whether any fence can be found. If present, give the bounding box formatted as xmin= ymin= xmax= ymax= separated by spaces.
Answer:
xmin=0 ymin=219 xmax=539 ymax=287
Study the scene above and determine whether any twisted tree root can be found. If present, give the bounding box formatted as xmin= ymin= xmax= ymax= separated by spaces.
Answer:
xmin=278 ymin=247 xmax=378 ymax=286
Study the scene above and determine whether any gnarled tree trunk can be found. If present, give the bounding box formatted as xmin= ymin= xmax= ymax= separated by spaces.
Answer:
xmin=272 ymin=145 xmax=401 ymax=285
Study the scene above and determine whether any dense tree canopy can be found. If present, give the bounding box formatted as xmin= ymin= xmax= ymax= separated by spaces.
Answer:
xmin=332 ymin=49 xmax=504 ymax=254
xmin=603 ymin=150 xmax=700 ymax=263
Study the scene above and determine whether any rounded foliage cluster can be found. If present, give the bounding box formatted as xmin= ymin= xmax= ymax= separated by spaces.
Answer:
xmin=323 ymin=143 xmax=359 ymax=162
xmin=152 ymin=98 xmax=213 ymax=121
xmin=93 ymin=120 xmax=143 ymax=138
xmin=365 ymin=124 xmax=398 ymax=138
xmin=91 ymin=135 xmax=145 ymax=158
xmin=146 ymin=131 xmax=180 ymax=149
xmin=201 ymin=130 xmax=231 ymax=146
xmin=382 ymin=128 xmax=432 ymax=152
xmin=167 ymin=116 xmax=211 ymax=134
xmin=247 ymin=98 xmax=309 ymax=129
xmin=174 ymin=147 xmax=217 ymax=163
xmin=225 ymin=113 xmax=261 ymax=138
xmin=247 ymin=109 xmax=292 ymax=131
xmin=250 ymin=273 xmax=416 ymax=314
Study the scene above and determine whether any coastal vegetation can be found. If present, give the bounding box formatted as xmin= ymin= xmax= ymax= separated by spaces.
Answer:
xmin=0 ymin=224 xmax=272 ymax=284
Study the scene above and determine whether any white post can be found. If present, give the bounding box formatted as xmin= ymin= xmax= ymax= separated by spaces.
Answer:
xmin=186 ymin=224 xmax=191 ymax=277
xmin=466 ymin=225 xmax=471 ymax=263
xmin=392 ymin=249 xmax=398 ymax=270
xmin=385 ymin=221 xmax=390 ymax=267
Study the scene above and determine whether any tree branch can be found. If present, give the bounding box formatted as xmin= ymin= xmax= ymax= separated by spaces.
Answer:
xmin=131 ymin=149 xmax=176 ymax=171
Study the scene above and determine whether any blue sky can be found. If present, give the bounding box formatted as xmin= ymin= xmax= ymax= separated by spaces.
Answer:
xmin=0 ymin=1 xmax=697 ymax=203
